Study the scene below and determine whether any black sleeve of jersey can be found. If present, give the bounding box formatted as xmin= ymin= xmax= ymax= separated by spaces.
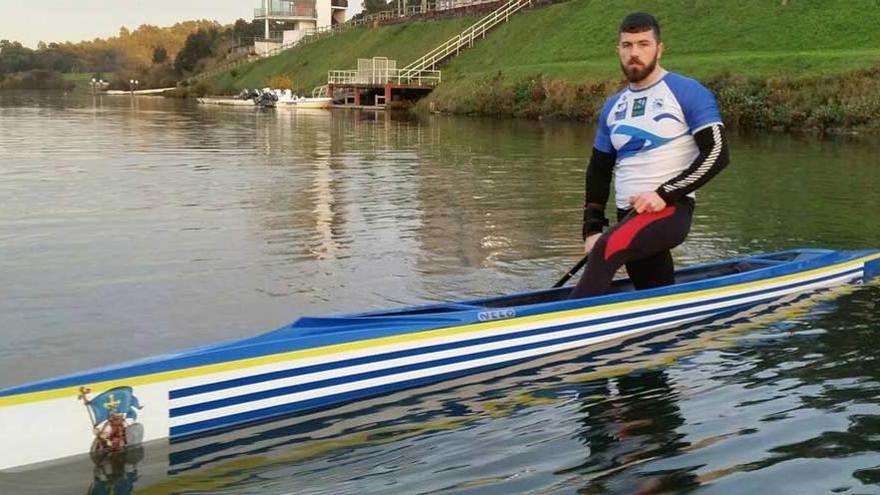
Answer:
xmin=656 ymin=124 xmax=729 ymax=203
xmin=582 ymin=147 xmax=616 ymax=239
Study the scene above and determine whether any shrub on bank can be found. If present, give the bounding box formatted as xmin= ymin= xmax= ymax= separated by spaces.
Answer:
xmin=424 ymin=66 xmax=880 ymax=132
xmin=425 ymin=72 xmax=621 ymax=121
xmin=705 ymin=68 xmax=880 ymax=132
xmin=191 ymin=81 xmax=213 ymax=97
xmin=265 ymin=74 xmax=293 ymax=90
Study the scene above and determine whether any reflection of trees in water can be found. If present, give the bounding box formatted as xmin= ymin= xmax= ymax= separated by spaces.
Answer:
xmin=245 ymin=110 xmax=443 ymax=266
xmin=413 ymin=117 xmax=591 ymax=275
xmin=248 ymin=110 xmax=345 ymax=262
xmin=693 ymin=132 xmax=880 ymax=258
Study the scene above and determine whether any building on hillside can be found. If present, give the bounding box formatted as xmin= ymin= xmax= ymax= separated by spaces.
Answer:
xmin=254 ymin=0 xmax=348 ymax=56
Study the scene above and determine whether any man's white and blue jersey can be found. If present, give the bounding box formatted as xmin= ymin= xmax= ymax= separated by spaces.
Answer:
xmin=594 ymin=71 xmax=723 ymax=209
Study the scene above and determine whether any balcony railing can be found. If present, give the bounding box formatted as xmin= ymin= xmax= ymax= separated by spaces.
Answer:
xmin=328 ymin=68 xmax=442 ymax=86
xmin=254 ymin=7 xmax=317 ymax=19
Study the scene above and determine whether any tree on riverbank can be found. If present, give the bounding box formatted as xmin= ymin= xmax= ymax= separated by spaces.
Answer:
xmin=364 ymin=0 xmax=390 ymax=14
xmin=0 ymin=70 xmax=75 ymax=90
xmin=174 ymin=28 xmax=222 ymax=74
xmin=0 ymin=19 xmax=260 ymax=90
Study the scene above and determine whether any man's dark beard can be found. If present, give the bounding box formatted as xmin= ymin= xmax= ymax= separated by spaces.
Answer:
xmin=620 ymin=54 xmax=658 ymax=83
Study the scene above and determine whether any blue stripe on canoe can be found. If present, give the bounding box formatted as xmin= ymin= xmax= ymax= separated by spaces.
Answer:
xmin=168 ymin=295 xmax=780 ymax=437
xmin=169 ymin=299 xmax=752 ymax=418
xmin=170 ymin=357 xmax=536 ymax=438
xmin=169 ymin=266 xmax=862 ymax=405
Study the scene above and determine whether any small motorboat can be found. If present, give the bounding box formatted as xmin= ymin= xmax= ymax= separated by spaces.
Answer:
xmin=252 ymin=88 xmax=277 ymax=108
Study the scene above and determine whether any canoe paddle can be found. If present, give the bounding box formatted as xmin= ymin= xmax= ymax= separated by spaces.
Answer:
xmin=553 ymin=254 xmax=589 ymax=288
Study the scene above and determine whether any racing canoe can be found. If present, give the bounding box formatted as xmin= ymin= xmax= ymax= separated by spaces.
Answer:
xmin=2 ymin=248 xmax=879 ymax=470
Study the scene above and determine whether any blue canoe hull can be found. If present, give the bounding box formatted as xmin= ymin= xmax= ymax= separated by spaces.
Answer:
xmin=1 ymin=248 xmax=879 ymax=470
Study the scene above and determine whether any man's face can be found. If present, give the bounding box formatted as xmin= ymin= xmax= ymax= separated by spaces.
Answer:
xmin=618 ymin=30 xmax=663 ymax=83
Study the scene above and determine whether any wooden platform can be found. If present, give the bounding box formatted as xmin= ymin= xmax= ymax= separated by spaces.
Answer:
xmin=328 ymin=82 xmax=434 ymax=107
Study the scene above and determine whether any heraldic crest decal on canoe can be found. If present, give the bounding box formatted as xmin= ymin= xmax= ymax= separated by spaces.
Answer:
xmin=77 ymin=386 xmax=144 ymax=455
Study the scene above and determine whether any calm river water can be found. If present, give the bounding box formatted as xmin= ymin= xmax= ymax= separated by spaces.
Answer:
xmin=1 ymin=92 xmax=880 ymax=494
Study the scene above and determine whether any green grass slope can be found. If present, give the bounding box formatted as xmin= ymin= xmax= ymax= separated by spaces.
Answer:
xmin=208 ymin=16 xmax=479 ymax=93
xmin=442 ymin=0 xmax=880 ymax=82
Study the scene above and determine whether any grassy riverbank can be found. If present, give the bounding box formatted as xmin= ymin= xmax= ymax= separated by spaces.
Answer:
xmin=202 ymin=0 xmax=880 ymax=131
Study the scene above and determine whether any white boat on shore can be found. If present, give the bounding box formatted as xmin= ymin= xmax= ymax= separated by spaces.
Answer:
xmin=104 ymin=87 xmax=175 ymax=96
xmin=196 ymin=89 xmax=330 ymax=109
xmin=197 ymin=88 xmax=278 ymax=108
xmin=291 ymin=97 xmax=332 ymax=109
xmin=196 ymin=97 xmax=255 ymax=106
xmin=273 ymin=89 xmax=332 ymax=109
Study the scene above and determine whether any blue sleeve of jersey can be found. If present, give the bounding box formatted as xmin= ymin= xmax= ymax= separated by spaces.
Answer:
xmin=666 ymin=74 xmax=723 ymax=133
xmin=592 ymin=97 xmax=616 ymax=153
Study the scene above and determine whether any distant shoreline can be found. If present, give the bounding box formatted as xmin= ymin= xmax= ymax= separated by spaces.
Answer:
xmin=0 ymin=70 xmax=76 ymax=91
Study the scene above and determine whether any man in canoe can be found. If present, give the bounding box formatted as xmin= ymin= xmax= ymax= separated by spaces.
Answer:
xmin=571 ymin=12 xmax=730 ymax=298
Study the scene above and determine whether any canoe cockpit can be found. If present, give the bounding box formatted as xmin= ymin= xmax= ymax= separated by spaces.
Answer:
xmin=352 ymin=249 xmax=827 ymax=316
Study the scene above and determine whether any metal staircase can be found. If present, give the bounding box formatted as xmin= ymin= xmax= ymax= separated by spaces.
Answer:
xmin=398 ymin=0 xmax=531 ymax=83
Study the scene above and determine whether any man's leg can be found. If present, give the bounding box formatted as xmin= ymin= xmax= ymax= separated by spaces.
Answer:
xmin=570 ymin=199 xmax=693 ymax=299
xmin=625 ymin=250 xmax=675 ymax=290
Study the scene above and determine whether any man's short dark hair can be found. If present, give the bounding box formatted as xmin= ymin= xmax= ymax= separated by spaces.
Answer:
xmin=619 ymin=12 xmax=661 ymax=40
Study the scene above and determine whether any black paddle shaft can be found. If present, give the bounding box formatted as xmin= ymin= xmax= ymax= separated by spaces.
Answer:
xmin=553 ymin=254 xmax=589 ymax=288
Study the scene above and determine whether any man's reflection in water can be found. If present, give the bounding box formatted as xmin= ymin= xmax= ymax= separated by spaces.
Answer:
xmin=567 ymin=370 xmax=700 ymax=494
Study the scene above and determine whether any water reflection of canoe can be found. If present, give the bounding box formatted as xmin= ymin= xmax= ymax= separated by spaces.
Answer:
xmin=1 ymin=249 xmax=878 ymax=470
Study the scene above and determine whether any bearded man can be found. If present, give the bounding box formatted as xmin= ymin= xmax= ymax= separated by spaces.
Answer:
xmin=570 ymin=12 xmax=730 ymax=298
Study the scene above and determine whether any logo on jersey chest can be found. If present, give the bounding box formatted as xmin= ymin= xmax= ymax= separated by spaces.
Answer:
xmin=613 ymin=95 xmax=628 ymax=121
xmin=631 ymin=97 xmax=647 ymax=117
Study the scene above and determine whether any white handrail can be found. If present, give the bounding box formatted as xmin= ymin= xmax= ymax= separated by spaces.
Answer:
xmin=398 ymin=0 xmax=529 ymax=81
xmin=327 ymin=68 xmax=442 ymax=85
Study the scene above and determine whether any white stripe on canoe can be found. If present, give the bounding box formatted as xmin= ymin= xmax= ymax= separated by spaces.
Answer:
xmin=169 ymin=271 xmax=858 ymax=427
xmin=168 ymin=316 xmax=702 ymax=428
xmin=168 ymin=263 xmax=860 ymax=405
